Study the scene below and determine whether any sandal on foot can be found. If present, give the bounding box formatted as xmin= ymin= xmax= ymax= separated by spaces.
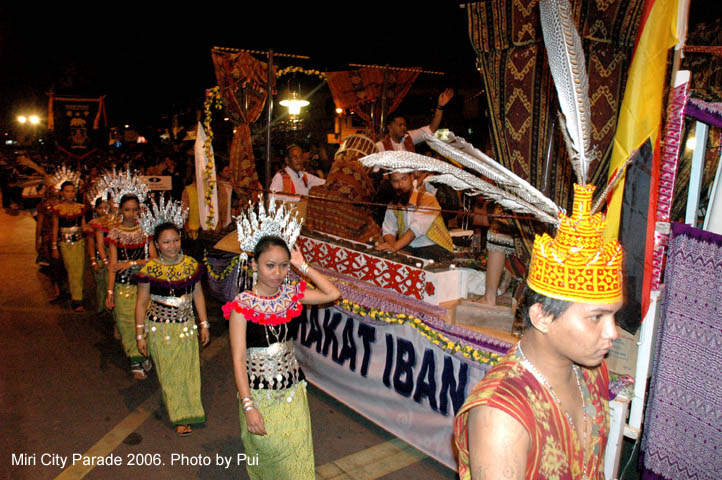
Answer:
xmin=141 ymin=359 xmax=152 ymax=373
xmin=175 ymin=425 xmax=192 ymax=436
xmin=131 ymin=364 xmax=147 ymax=380
xmin=72 ymin=302 xmax=85 ymax=312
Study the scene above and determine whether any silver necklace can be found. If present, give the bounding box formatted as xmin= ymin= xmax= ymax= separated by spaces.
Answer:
xmin=517 ymin=341 xmax=589 ymax=479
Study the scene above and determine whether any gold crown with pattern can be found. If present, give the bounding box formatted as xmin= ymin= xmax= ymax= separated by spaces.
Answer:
xmin=526 ymin=184 xmax=623 ymax=304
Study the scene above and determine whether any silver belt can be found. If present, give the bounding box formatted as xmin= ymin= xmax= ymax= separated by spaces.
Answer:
xmin=151 ymin=293 xmax=192 ymax=308
xmin=59 ymin=228 xmax=83 ymax=243
xmin=146 ymin=299 xmax=194 ymax=323
xmin=246 ymin=340 xmax=300 ymax=390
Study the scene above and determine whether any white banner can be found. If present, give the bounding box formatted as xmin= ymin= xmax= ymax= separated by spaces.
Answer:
xmin=194 ymin=122 xmax=218 ymax=230
xmin=294 ymin=305 xmax=491 ymax=470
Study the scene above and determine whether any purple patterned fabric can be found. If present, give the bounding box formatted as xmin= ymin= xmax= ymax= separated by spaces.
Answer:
xmin=641 ymin=223 xmax=722 ymax=480
xmin=685 ymin=98 xmax=722 ymax=129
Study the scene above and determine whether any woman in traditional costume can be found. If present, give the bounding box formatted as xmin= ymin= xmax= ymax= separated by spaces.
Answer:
xmin=51 ymin=167 xmax=87 ymax=312
xmin=105 ymin=172 xmax=155 ymax=379
xmin=86 ymin=177 xmax=120 ymax=315
xmin=134 ymin=197 xmax=210 ymax=436
xmin=36 ymin=184 xmax=63 ymax=302
xmin=224 ymin=198 xmax=340 ymax=479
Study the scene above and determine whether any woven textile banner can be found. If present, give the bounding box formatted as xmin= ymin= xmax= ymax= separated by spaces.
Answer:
xmin=641 ymin=223 xmax=722 ymax=479
xmin=466 ymin=0 xmax=644 ymax=255
xmin=294 ymin=304 xmax=510 ymax=470
xmin=211 ymin=49 xmax=274 ymax=191
xmin=326 ymin=67 xmax=420 ymax=133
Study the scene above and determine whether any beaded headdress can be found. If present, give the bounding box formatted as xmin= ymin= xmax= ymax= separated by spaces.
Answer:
xmin=139 ymin=196 xmax=188 ymax=236
xmin=361 ymin=0 xmax=625 ymax=305
xmin=51 ymin=165 xmax=81 ymax=191
xmin=235 ymin=195 xmax=303 ymax=262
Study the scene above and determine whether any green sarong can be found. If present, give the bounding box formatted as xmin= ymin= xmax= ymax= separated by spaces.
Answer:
xmin=239 ymin=382 xmax=314 ymax=480
xmin=113 ymin=284 xmax=145 ymax=363
xmin=92 ymin=264 xmax=108 ymax=314
xmin=146 ymin=319 xmax=205 ymax=425
xmin=59 ymin=239 xmax=85 ymax=302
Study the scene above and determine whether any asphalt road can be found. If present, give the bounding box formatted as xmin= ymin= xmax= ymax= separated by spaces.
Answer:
xmin=0 ymin=208 xmax=457 ymax=480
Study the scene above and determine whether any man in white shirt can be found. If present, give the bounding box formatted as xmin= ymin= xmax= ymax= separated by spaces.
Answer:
xmin=375 ymin=88 xmax=455 ymax=152
xmin=376 ymin=171 xmax=454 ymax=262
xmin=269 ymin=144 xmax=326 ymax=203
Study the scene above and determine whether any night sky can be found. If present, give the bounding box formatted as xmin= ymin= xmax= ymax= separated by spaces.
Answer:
xmin=1 ymin=2 xmax=718 ymax=135
xmin=0 ymin=3 xmax=474 ymax=133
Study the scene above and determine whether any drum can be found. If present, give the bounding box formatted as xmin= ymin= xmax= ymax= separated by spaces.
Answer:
xmin=335 ymin=134 xmax=377 ymax=160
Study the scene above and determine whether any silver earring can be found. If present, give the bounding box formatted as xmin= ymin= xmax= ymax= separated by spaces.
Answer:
xmin=252 ymin=270 xmax=257 ymax=286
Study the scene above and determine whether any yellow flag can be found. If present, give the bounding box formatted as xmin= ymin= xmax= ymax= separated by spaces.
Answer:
xmin=603 ymin=0 xmax=678 ymax=241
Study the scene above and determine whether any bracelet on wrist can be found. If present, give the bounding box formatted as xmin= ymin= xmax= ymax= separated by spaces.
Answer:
xmin=243 ymin=404 xmax=257 ymax=412
xmin=136 ymin=335 xmax=144 ymax=340
xmin=200 ymin=321 xmax=210 ymax=329
xmin=436 ymin=104 xmax=445 ymax=111
xmin=107 ymin=289 xmax=114 ymax=295
xmin=299 ymin=262 xmax=310 ymax=275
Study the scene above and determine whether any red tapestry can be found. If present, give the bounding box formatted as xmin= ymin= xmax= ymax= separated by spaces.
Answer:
xmin=326 ymin=67 xmax=420 ymax=133
xmin=211 ymin=49 xmax=276 ymax=192
xmin=466 ymin=0 xmax=644 ymax=255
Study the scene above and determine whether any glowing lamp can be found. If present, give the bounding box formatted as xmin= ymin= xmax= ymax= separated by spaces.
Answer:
xmin=280 ymin=91 xmax=310 ymax=115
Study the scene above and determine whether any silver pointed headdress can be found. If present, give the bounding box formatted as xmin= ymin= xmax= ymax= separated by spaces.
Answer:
xmin=139 ymin=196 xmax=188 ymax=236
xmin=51 ymin=165 xmax=81 ymax=191
xmin=235 ymin=195 xmax=303 ymax=262
xmin=106 ymin=169 xmax=149 ymax=204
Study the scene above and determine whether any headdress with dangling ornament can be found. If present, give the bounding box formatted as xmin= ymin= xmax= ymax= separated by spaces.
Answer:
xmin=361 ymin=0 xmax=627 ymax=305
xmin=232 ymin=195 xmax=303 ymax=291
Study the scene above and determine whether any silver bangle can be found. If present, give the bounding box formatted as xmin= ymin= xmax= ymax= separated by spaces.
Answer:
xmin=300 ymin=262 xmax=310 ymax=275
xmin=243 ymin=404 xmax=257 ymax=412
xmin=200 ymin=321 xmax=210 ymax=328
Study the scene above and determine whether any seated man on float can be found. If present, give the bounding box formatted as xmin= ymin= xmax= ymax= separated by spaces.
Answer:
xmin=269 ymin=144 xmax=325 ymax=203
xmin=453 ymin=185 xmax=623 ymax=479
xmin=375 ymin=88 xmax=455 ymax=152
xmin=375 ymin=170 xmax=454 ymax=262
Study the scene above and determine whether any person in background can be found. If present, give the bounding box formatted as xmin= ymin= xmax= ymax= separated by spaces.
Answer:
xmin=52 ymin=180 xmax=87 ymax=312
xmin=269 ymin=144 xmax=325 ymax=203
xmin=374 ymin=88 xmax=455 ymax=153
xmin=375 ymin=171 xmax=454 ymax=262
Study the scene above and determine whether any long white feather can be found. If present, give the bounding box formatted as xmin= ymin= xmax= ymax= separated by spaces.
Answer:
xmin=425 ymin=132 xmax=560 ymax=217
xmin=539 ymin=0 xmax=593 ymax=185
xmin=361 ymin=151 xmax=560 ymax=225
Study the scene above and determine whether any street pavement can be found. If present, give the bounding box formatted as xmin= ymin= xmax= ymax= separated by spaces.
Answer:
xmin=0 ymin=209 xmax=457 ymax=480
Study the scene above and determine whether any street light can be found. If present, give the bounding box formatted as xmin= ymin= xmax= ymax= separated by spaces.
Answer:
xmin=17 ymin=115 xmax=27 ymax=124
xmin=28 ymin=115 xmax=40 ymax=125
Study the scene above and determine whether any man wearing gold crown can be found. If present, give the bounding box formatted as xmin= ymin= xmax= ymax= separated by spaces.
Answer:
xmin=454 ymin=185 xmax=623 ymax=479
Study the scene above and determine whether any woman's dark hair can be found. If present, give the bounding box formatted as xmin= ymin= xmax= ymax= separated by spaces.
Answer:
xmin=60 ymin=181 xmax=75 ymax=190
xmin=94 ymin=197 xmax=106 ymax=208
xmin=154 ymin=222 xmax=181 ymax=241
xmin=119 ymin=194 xmax=140 ymax=208
xmin=520 ymin=286 xmax=572 ymax=328
xmin=253 ymin=235 xmax=290 ymax=261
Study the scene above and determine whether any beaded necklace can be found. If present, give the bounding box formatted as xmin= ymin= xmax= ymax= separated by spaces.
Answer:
xmin=517 ymin=341 xmax=591 ymax=480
